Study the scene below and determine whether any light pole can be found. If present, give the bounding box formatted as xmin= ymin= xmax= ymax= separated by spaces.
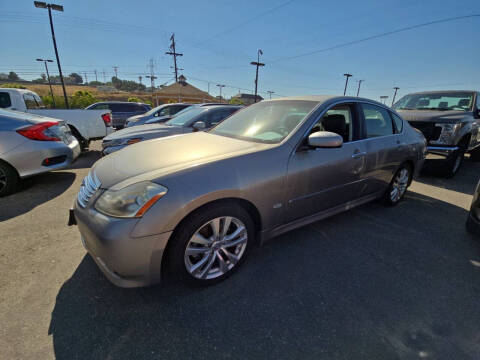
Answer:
xmin=380 ymin=95 xmax=389 ymax=104
xmin=391 ymin=87 xmax=400 ymax=106
xmin=343 ymin=73 xmax=352 ymax=96
xmin=36 ymin=58 xmax=55 ymax=108
xmin=356 ymin=80 xmax=364 ymax=97
xmin=217 ymin=84 xmax=225 ymax=102
xmin=34 ymin=1 xmax=69 ymax=108
xmin=267 ymin=90 xmax=274 ymax=99
xmin=250 ymin=49 xmax=265 ymax=103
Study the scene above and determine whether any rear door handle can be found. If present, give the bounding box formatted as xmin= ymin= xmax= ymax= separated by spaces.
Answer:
xmin=352 ymin=151 xmax=367 ymax=158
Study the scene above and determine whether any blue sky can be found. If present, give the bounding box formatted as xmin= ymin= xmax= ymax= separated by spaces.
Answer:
xmin=1 ymin=0 xmax=479 ymax=102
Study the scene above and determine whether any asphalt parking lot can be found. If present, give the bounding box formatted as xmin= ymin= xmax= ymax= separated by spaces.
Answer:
xmin=1 ymin=141 xmax=480 ymax=360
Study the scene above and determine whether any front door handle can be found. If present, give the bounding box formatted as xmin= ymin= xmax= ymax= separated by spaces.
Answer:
xmin=352 ymin=151 xmax=367 ymax=159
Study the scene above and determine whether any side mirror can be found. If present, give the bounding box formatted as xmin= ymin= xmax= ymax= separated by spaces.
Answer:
xmin=193 ymin=121 xmax=206 ymax=131
xmin=308 ymin=131 xmax=343 ymax=148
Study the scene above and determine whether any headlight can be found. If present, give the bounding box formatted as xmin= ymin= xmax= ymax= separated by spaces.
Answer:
xmin=95 ymin=181 xmax=167 ymax=218
xmin=436 ymin=123 xmax=461 ymax=144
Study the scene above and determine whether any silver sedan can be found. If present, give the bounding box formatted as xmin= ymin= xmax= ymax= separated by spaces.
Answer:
xmin=0 ymin=109 xmax=80 ymax=196
xmin=71 ymin=96 xmax=426 ymax=287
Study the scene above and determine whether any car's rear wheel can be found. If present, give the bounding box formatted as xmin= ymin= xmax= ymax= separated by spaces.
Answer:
xmin=0 ymin=161 xmax=19 ymax=197
xmin=384 ymin=164 xmax=411 ymax=206
xmin=166 ymin=202 xmax=254 ymax=285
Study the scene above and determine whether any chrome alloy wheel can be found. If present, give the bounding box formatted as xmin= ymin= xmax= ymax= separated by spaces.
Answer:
xmin=0 ymin=167 xmax=7 ymax=193
xmin=184 ymin=216 xmax=248 ymax=280
xmin=390 ymin=168 xmax=410 ymax=203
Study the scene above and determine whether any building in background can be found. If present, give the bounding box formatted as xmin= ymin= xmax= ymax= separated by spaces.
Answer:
xmin=231 ymin=93 xmax=263 ymax=105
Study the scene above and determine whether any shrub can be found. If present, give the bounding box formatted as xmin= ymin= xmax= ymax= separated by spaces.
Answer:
xmin=127 ymin=97 xmax=142 ymax=103
xmin=1 ymin=83 xmax=26 ymax=89
xmin=70 ymin=90 xmax=97 ymax=108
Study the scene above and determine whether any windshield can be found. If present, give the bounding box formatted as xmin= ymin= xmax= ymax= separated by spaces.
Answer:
xmin=210 ymin=100 xmax=318 ymax=143
xmin=165 ymin=107 xmax=205 ymax=126
xmin=393 ymin=92 xmax=474 ymax=111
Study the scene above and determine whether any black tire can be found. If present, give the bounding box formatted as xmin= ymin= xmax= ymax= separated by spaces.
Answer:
xmin=470 ymin=146 xmax=480 ymax=162
xmin=165 ymin=202 xmax=255 ymax=286
xmin=444 ymin=146 xmax=465 ymax=178
xmin=0 ymin=161 xmax=19 ymax=197
xmin=69 ymin=127 xmax=89 ymax=152
xmin=383 ymin=163 xmax=412 ymax=206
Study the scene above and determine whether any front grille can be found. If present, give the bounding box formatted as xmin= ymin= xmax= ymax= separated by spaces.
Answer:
xmin=408 ymin=121 xmax=442 ymax=142
xmin=77 ymin=170 xmax=101 ymax=208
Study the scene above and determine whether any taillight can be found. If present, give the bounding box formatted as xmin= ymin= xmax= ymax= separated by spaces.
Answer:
xmin=102 ymin=113 xmax=112 ymax=127
xmin=17 ymin=122 xmax=61 ymax=141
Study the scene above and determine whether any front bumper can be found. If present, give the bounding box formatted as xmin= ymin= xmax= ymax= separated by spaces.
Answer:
xmin=426 ymin=145 xmax=459 ymax=159
xmin=73 ymin=201 xmax=172 ymax=288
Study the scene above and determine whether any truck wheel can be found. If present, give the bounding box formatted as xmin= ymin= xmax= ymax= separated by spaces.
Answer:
xmin=0 ymin=161 xmax=19 ymax=197
xmin=470 ymin=146 xmax=480 ymax=162
xmin=444 ymin=146 xmax=465 ymax=178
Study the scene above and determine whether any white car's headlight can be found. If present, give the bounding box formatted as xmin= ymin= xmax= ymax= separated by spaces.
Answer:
xmin=95 ymin=181 xmax=167 ymax=218
xmin=436 ymin=123 xmax=461 ymax=144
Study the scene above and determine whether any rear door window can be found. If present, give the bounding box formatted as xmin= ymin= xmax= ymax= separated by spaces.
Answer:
xmin=390 ymin=112 xmax=404 ymax=133
xmin=361 ymin=104 xmax=394 ymax=138
xmin=0 ymin=92 xmax=12 ymax=108
xmin=23 ymin=93 xmax=40 ymax=109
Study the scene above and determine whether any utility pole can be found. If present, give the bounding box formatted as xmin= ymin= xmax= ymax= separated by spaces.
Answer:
xmin=380 ymin=95 xmax=389 ymax=104
xmin=113 ymin=66 xmax=118 ymax=78
xmin=34 ymin=1 xmax=69 ymax=108
xmin=216 ymin=84 xmax=225 ymax=102
xmin=36 ymin=58 xmax=55 ymax=108
xmin=267 ymin=90 xmax=274 ymax=99
xmin=356 ymin=80 xmax=364 ymax=97
xmin=391 ymin=87 xmax=400 ymax=106
xmin=83 ymin=71 xmax=88 ymax=85
xmin=94 ymin=69 xmax=98 ymax=82
xmin=166 ymin=33 xmax=183 ymax=82
xmin=102 ymin=70 xmax=106 ymax=83
xmin=250 ymin=49 xmax=265 ymax=103
xmin=343 ymin=73 xmax=352 ymax=96
xmin=138 ymin=76 xmax=142 ymax=85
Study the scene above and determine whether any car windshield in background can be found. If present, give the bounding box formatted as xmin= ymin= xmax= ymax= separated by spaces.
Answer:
xmin=144 ymin=105 xmax=165 ymax=116
xmin=393 ymin=92 xmax=474 ymax=111
xmin=165 ymin=107 xmax=205 ymax=126
xmin=210 ymin=100 xmax=317 ymax=143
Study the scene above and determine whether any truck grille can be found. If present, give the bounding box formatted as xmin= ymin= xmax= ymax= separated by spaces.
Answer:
xmin=77 ymin=171 xmax=101 ymax=208
xmin=408 ymin=121 xmax=442 ymax=142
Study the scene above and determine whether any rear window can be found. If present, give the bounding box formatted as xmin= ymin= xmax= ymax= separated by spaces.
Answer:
xmin=0 ymin=92 xmax=11 ymax=108
xmin=23 ymin=93 xmax=40 ymax=109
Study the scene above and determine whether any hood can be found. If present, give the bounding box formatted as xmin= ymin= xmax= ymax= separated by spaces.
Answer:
xmin=397 ymin=109 xmax=470 ymax=124
xmin=93 ymin=132 xmax=272 ymax=189
xmin=103 ymin=124 xmax=185 ymax=142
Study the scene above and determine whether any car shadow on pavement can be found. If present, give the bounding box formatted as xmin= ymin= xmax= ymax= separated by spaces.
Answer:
xmin=48 ymin=192 xmax=480 ymax=360
xmin=416 ymin=158 xmax=480 ymax=195
xmin=0 ymin=171 xmax=75 ymax=222
xmin=66 ymin=150 xmax=102 ymax=170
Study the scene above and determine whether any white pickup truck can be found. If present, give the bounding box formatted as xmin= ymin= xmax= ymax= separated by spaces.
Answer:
xmin=0 ymin=88 xmax=113 ymax=150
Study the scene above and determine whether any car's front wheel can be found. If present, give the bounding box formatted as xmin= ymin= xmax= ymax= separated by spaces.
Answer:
xmin=444 ymin=146 xmax=465 ymax=178
xmin=384 ymin=164 xmax=412 ymax=206
xmin=166 ymin=202 xmax=254 ymax=285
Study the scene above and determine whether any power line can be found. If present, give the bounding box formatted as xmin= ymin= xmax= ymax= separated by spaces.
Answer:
xmin=268 ymin=14 xmax=480 ymax=64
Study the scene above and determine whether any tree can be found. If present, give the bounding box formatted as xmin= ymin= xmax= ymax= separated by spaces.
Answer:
xmin=127 ymin=97 xmax=142 ymax=103
xmin=32 ymin=74 xmax=47 ymax=84
xmin=69 ymin=73 xmax=83 ymax=84
xmin=7 ymin=71 xmax=20 ymax=81
xmin=69 ymin=90 xmax=97 ymax=108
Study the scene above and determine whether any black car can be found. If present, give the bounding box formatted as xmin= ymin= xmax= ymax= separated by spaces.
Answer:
xmin=86 ymin=101 xmax=151 ymax=129
xmin=467 ymin=179 xmax=480 ymax=235
xmin=125 ymin=103 xmax=192 ymax=127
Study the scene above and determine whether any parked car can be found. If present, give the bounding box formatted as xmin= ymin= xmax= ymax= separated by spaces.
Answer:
xmin=125 ymin=103 xmax=192 ymax=127
xmin=70 ymin=95 xmax=425 ymax=287
xmin=101 ymin=105 xmax=242 ymax=155
xmin=0 ymin=88 xmax=113 ymax=151
xmin=0 ymin=109 xmax=80 ymax=196
xmin=86 ymin=101 xmax=151 ymax=129
xmin=466 ymin=179 xmax=480 ymax=235
xmin=394 ymin=90 xmax=480 ymax=177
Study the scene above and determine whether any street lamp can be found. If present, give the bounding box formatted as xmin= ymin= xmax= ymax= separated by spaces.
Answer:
xmin=356 ymin=80 xmax=364 ymax=97
xmin=343 ymin=73 xmax=352 ymax=96
xmin=380 ymin=95 xmax=389 ymax=104
xmin=267 ymin=90 xmax=274 ymax=99
xmin=34 ymin=1 xmax=69 ymax=108
xmin=216 ymin=84 xmax=226 ymax=102
xmin=250 ymin=49 xmax=265 ymax=103
xmin=36 ymin=58 xmax=55 ymax=108
xmin=391 ymin=87 xmax=400 ymax=107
